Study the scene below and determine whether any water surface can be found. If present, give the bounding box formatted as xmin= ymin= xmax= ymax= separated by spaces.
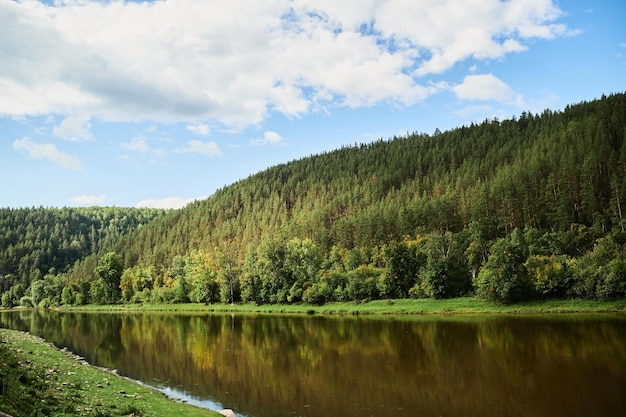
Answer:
xmin=1 ymin=310 xmax=625 ymax=417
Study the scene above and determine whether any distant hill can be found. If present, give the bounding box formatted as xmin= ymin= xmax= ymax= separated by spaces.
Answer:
xmin=2 ymin=92 xmax=626 ymax=307
xmin=0 ymin=207 xmax=164 ymax=292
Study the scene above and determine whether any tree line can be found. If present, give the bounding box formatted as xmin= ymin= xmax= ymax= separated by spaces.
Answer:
xmin=2 ymin=92 xmax=626 ymax=307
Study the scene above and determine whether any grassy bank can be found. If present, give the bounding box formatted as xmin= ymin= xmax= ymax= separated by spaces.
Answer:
xmin=61 ymin=297 xmax=626 ymax=315
xmin=0 ymin=328 xmax=222 ymax=417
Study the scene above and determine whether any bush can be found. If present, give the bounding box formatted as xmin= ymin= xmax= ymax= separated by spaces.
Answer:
xmin=61 ymin=286 xmax=75 ymax=305
xmin=596 ymin=258 xmax=626 ymax=298
xmin=19 ymin=296 xmax=34 ymax=308
xmin=419 ymin=257 xmax=448 ymax=299
xmin=37 ymin=298 xmax=52 ymax=308
xmin=131 ymin=288 xmax=152 ymax=304
xmin=526 ymin=255 xmax=571 ymax=298
xmin=302 ymin=282 xmax=333 ymax=305
xmin=567 ymin=236 xmax=624 ymax=299
xmin=346 ymin=266 xmax=384 ymax=301
xmin=474 ymin=236 xmax=531 ymax=303
xmin=1 ymin=284 xmax=25 ymax=308
xmin=150 ymin=286 xmax=175 ymax=303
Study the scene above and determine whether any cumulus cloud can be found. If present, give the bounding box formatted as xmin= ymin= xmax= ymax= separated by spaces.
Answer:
xmin=0 ymin=0 xmax=570 ymax=127
xmin=69 ymin=194 xmax=107 ymax=205
xmin=177 ymin=140 xmax=222 ymax=157
xmin=453 ymin=74 xmax=524 ymax=106
xmin=13 ymin=137 xmax=83 ymax=170
xmin=136 ymin=196 xmax=201 ymax=210
xmin=121 ymin=135 xmax=167 ymax=157
xmin=187 ymin=123 xmax=210 ymax=136
xmin=250 ymin=131 xmax=283 ymax=146
xmin=53 ymin=114 xmax=93 ymax=141
xmin=121 ymin=136 xmax=151 ymax=153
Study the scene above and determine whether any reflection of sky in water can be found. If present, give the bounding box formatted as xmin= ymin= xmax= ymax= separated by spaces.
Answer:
xmin=130 ymin=377 xmax=246 ymax=416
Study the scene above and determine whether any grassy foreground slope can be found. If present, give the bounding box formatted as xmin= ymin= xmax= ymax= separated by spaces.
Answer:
xmin=0 ymin=328 xmax=221 ymax=417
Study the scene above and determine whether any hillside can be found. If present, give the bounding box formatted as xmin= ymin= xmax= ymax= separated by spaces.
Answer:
xmin=0 ymin=207 xmax=165 ymax=305
xmin=2 ymin=93 xmax=626 ymax=307
xmin=113 ymin=93 xmax=626 ymax=261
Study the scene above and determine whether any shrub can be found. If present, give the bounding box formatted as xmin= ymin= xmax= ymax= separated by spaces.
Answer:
xmin=19 ymin=296 xmax=34 ymax=308
xmin=596 ymin=258 xmax=626 ymax=298
xmin=526 ymin=255 xmax=571 ymax=298
xmin=474 ymin=236 xmax=531 ymax=303
xmin=346 ymin=266 xmax=384 ymax=301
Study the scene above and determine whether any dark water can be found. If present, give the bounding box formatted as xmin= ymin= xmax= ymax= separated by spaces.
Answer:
xmin=1 ymin=310 xmax=625 ymax=417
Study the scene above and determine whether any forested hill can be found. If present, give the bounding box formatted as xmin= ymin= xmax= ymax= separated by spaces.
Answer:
xmin=3 ymin=93 xmax=626 ymax=308
xmin=0 ymin=207 xmax=164 ymax=292
xmin=111 ymin=93 xmax=626 ymax=265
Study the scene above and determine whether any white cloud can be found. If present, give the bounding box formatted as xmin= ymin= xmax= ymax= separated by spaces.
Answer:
xmin=136 ymin=196 xmax=202 ymax=210
xmin=250 ymin=131 xmax=284 ymax=146
xmin=69 ymin=194 xmax=107 ymax=205
xmin=0 ymin=0 xmax=571 ymax=127
xmin=177 ymin=140 xmax=222 ymax=157
xmin=121 ymin=135 xmax=166 ymax=157
xmin=453 ymin=74 xmax=524 ymax=106
xmin=121 ymin=136 xmax=151 ymax=153
xmin=187 ymin=123 xmax=210 ymax=136
xmin=13 ymin=137 xmax=82 ymax=170
xmin=53 ymin=114 xmax=93 ymax=141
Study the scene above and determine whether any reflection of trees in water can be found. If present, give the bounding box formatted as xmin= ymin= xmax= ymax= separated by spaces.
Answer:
xmin=1 ymin=311 xmax=625 ymax=417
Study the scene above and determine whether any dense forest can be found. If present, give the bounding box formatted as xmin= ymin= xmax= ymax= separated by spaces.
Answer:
xmin=2 ymin=93 xmax=626 ymax=308
xmin=0 ymin=207 xmax=165 ymax=306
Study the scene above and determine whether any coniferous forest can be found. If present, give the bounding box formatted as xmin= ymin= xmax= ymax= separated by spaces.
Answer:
xmin=2 ymin=93 xmax=626 ymax=308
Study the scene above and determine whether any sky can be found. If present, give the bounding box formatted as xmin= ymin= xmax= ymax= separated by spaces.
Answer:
xmin=1 ymin=0 xmax=625 ymax=209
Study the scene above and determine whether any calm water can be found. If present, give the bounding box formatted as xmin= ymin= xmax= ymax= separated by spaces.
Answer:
xmin=1 ymin=310 xmax=625 ymax=417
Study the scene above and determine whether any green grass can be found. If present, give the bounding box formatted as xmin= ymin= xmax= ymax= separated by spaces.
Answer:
xmin=0 ymin=328 xmax=222 ymax=417
xmin=61 ymin=297 xmax=626 ymax=316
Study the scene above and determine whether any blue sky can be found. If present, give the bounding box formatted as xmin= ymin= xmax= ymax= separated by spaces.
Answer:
xmin=1 ymin=0 xmax=625 ymax=209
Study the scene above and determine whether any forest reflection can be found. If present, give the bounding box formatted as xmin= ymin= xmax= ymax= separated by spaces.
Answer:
xmin=1 ymin=310 xmax=625 ymax=417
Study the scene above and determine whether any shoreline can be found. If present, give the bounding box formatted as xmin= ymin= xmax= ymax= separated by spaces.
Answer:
xmin=0 ymin=328 xmax=223 ymax=417
xmin=57 ymin=297 xmax=626 ymax=316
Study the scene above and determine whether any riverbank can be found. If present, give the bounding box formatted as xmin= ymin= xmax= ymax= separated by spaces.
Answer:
xmin=60 ymin=297 xmax=626 ymax=315
xmin=0 ymin=328 xmax=223 ymax=417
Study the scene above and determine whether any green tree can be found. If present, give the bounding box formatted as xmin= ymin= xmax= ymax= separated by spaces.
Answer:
xmin=240 ymin=244 xmax=262 ymax=304
xmin=464 ymin=222 xmax=489 ymax=280
xmin=597 ymin=257 xmax=626 ymax=298
xmin=90 ymin=279 xmax=108 ymax=304
xmin=173 ymin=275 xmax=191 ymax=303
xmin=1 ymin=283 xmax=25 ymax=308
xmin=30 ymin=279 xmax=46 ymax=306
xmin=61 ymin=286 xmax=75 ymax=305
xmin=256 ymin=239 xmax=288 ymax=303
xmin=346 ymin=266 xmax=383 ymax=301
xmin=216 ymin=246 xmax=240 ymax=304
xmin=94 ymin=252 xmax=123 ymax=304
xmin=382 ymin=240 xmax=422 ymax=298
xmin=284 ymin=238 xmax=320 ymax=303
xmin=120 ymin=267 xmax=137 ymax=303
xmin=187 ymin=252 xmax=220 ymax=305
xmin=75 ymin=281 xmax=91 ymax=305
xmin=474 ymin=233 xmax=531 ymax=303
xmin=525 ymin=255 xmax=570 ymax=298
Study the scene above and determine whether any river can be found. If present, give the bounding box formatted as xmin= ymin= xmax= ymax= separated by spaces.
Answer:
xmin=1 ymin=310 xmax=625 ymax=417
